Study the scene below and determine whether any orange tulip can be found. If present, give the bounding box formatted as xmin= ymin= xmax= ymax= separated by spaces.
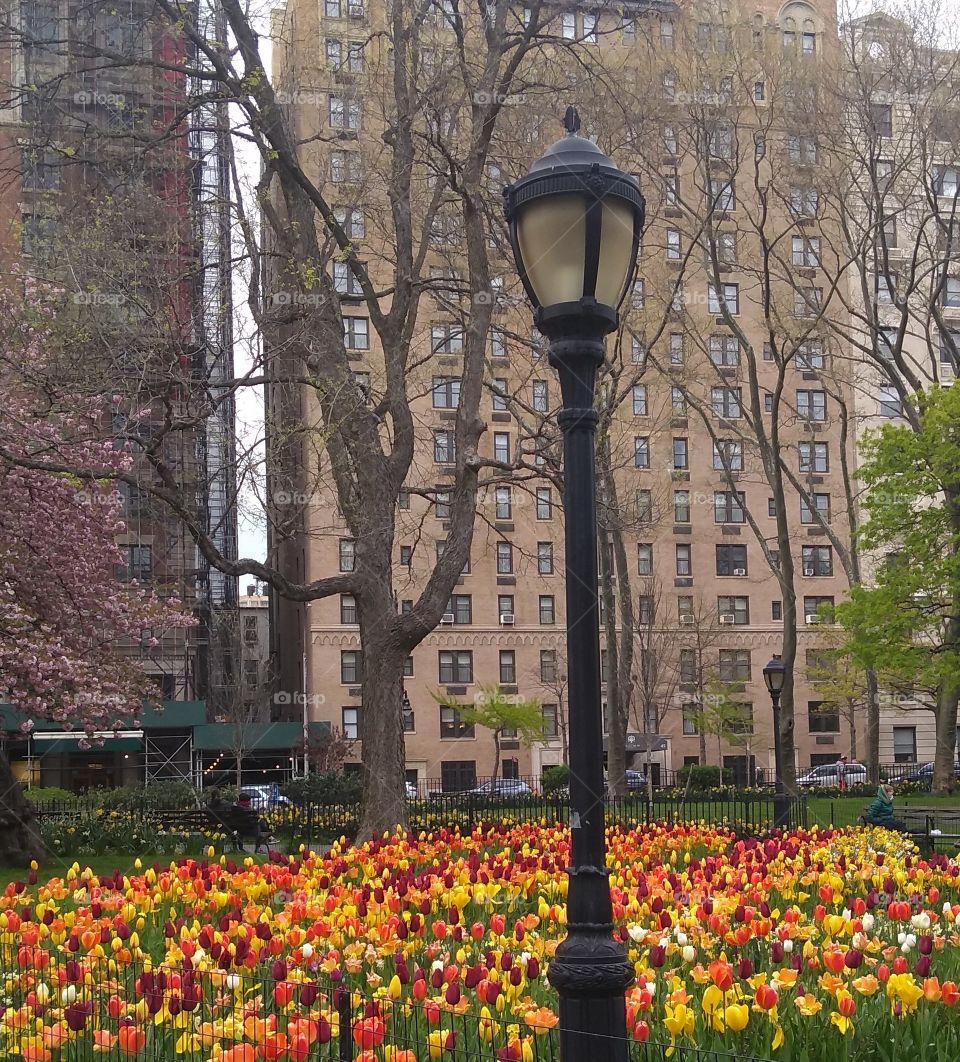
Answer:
xmin=943 ymin=981 xmax=960 ymax=1006
xmin=220 ymin=1045 xmax=257 ymax=1062
xmin=708 ymin=959 xmax=733 ymax=992
xmin=117 ymin=1025 xmax=146 ymax=1056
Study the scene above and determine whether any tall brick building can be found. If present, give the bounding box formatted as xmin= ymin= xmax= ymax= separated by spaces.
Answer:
xmin=266 ymin=0 xmax=873 ymax=792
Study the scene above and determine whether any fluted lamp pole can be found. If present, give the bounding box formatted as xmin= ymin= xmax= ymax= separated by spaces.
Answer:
xmin=503 ymin=107 xmax=645 ymax=1061
xmin=762 ymin=654 xmax=789 ymax=828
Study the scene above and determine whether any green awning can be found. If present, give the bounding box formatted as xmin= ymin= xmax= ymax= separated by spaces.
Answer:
xmin=0 ymin=700 xmax=206 ymax=734
xmin=193 ymin=721 xmax=328 ymax=752
xmin=35 ymin=737 xmax=142 ymax=756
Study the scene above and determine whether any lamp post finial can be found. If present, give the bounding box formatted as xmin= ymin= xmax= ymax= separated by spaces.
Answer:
xmin=563 ymin=105 xmax=581 ymax=135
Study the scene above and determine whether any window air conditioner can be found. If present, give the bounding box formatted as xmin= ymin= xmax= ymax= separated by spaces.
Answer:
xmin=719 ymin=613 xmax=736 ymax=625
xmin=806 ymin=614 xmax=821 ymax=625
xmin=804 ymin=567 xmax=815 ymax=576
xmin=679 ymin=614 xmax=694 ymax=625
xmin=733 ymin=567 xmax=746 ymax=576
xmin=499 ymin=613 xmax=515 ymax=626
xmin=440 ymin=613 xmax=455 ymax=624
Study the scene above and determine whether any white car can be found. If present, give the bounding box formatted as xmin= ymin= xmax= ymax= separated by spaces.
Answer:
xmin=239 ymin=785 xmax=292 ymax=808
xmin=797 ymin=762 xmax=867 ymax=788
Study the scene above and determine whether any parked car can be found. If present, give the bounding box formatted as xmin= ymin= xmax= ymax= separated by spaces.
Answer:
xmin=239 ymin=784 xmax=292 ymax=809
xmin=904 ymin=762 xmax=960 ymax=782
xmin=797 ymin=761 xmax=867 ymax=788
xmin=466 ymin=779 xmax=533 ymax=800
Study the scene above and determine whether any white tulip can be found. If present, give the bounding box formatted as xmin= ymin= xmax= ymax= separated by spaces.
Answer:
xmin=302 ymin=943 xmax=314 ymax=959
xmin=676 ymin=932 xmax=688 ymax=947
xmin=628 ymin=925 xmax=644 ymax=943
xmin=897 ymin=932 xmax=907 ymax=945
xmin=61 ymin=985 xmax=76 ymax=1006
xmin=901 ymin=941 xmax=912 ymax=954
xmin=681 ymin=945 xmax=696 ymax=963
xmin=782 ymin=940 xmax=793 ymax=954
xmin=226 ymin=974 xmax=240 ymax=990
xmin=861 ymin=914 xmax=875 ymax=933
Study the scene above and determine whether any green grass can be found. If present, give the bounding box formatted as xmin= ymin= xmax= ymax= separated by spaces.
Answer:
xmin=806 ymin=792 xmax=960 ymax=828
xmin=0 ymin=851 xmax=271 ymax=893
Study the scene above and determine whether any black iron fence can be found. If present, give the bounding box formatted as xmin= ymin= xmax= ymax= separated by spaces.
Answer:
xmin=0 ymin=950 xmax=777 ymax=1062
xmin=25 ymin=792 xmax=809 ymax=850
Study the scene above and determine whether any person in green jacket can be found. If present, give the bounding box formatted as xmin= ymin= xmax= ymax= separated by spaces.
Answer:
xmin=864 ymin=784 xmax=906 ymax=830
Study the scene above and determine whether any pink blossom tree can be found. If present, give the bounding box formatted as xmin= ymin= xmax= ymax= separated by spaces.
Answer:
xmin=0 ymin=312 xmax=194 ymax=864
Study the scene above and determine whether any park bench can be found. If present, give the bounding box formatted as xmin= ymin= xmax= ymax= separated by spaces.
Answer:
xmin=896 ymin=807 xmax=960 ymax=855
xmin=155 ymin=805 xmax=277 ymax=854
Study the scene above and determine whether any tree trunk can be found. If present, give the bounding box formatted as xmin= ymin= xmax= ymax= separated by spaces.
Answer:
xmin=933 ymin=679 xmax=960 ymax=795
xmin=492 ymin=730 xmax=501 ymax=781
xmin=848 ymin=705 xmax=859 ymax=762
xmin=865 ymin=669 xmax=880 ymax=784
xmin=0 ymin=754 xmax=46 ymax=867
xmin=356 ymin=615 xmax=409 ymax=838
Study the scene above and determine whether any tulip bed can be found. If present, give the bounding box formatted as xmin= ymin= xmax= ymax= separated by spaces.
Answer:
xmin=3 ymin=824 xmax=960 ymax=1061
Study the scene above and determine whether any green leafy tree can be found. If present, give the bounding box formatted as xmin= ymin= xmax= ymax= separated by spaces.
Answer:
xmin=837 ymin=385 xmax=960 ymax=793
xmin=437 ymin=686 xmax=545 ymax=780
xmin=692 ymin=681 xmax=759 ymax=787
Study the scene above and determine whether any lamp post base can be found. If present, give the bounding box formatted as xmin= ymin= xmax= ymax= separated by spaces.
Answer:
xmin=549 ymin=930 xmax=635 ymax=1061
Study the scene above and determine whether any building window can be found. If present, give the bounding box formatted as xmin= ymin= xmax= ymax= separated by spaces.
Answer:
xmin=243 ymin=616 xmax=259 ymax=645
xmin=671 ymin=386 xmax=686 ymax=415
xmin=870 ymin=102 xmax=893 ymax=138
xmin=491 ymin=377 xmax=508 ymax=411
xmin=679 ymin=649 xmax=696 ymax=682
xmin=635 ymin=437 xmax=650 ymax=468
xmin=561 ymin=11 xmax=575 ymax=37
xmin=498 ymin=594 xmax=514 ymax=619
xmin=712 ymin=387 xmax=742 ymax=420
xmin=708 ymin=283 xmax=739 ymax=315
xmin=432 ymin=376 xmax=460 ymax=408
xmin=676 ymin=543 xmax=692 ymax=576
xmin=400 ymin=599 xmax=413 ymax=614
xmin=709 ymin=335 xmax=739 ymax=366
xmin=790 ymin=186 xmax=819 ymax=217
xmin=333 ymin=206 xmax=365 ymax=239
xmin=674 ymin=490 xmax=690 ymax=523
xmin=432 ymin=323 xmax=464 ymax=354
xmin=532 ymin=380 xmax=549 ymax=412
xmin=540 ymin=649 xmax=557 ymax=683
xmin=639 ymin=595 xmax=654 ymax=625
xmin=330 ymin=151 xmax=361 ymax=182
xmin=494 ymin=486 xmax=512 ymax=520
xmin=792 ymin=236 xmax=820 ymax=267
xmin=799 ymin=441 xmax=829 ymax=473
xmin=719 ymin=649 xmax=751 ymax=682
xmin=490 ymin=329 xmax=507 ymax=359
xmin=434 ymin=430 xmax=456 ymax=464
xmin=673 ymin=438 xmax=688 ymax=470
xmin=669 ymin=332 xmax=684 ymax=364
xmin=493 ymin=432 xmax=510 ymax=463
xmin=340 ymin=594 xmax=357 ymax=624
xmin=709 ymin=178 xmax=736 ymax=212
xmin=435 ymin=491 xmax=451 ymax=519
xmin=713 ymin=439 xmax=743 ymax=471
xmin=342 ymin=706 xmax=361 ymax=740
xmin=638 ymin=543 xmax=653 ymax=575
xmin=537 ymin=542 xmax=554 ymax=575
xmin=788 ymin=134 xmax=818 ymax=164
xmin=343 ymin=315 xmax=369 ymax=349
xmin=794 ymin=287 xmax=823 ymax=318
xmin=536 ymin=487 xmax=552 ymax=520
xmin=808 ymin=701 xmax=839 ymax=734
xmin=714 ymin=491 xmax=745 ymax=523
xmin=637 ymin=489 xmax=653 ymax=521
xmin=660 ymin=17 xmax=674 ymax=48
xmin=718 ymin=596 xmax=750 ymax=624
xmin=120 ymin=545 xmax=153 ymax=582
xmin=632 ymin=337 xmax=647 ymax=364
xmin=439 ymin=650 xmax=473 ymax=685
xmin=448 ymin=594 xmax=472 ymax=624
xmin=542 ymin=704 xmax=559 ymax=738
xmin=801 ymin=493 xmax=831 ymax=524
xmin=772 ymin=600 xmax=782 ymax=620
xmin=716 ymin=544 xmax=747 ymax=576
xmin=329 ymin=94 xmax=361 ymax=130
xmin=403 ymin=655 xmax=414 ymax=677
xmin=946 ymin=278 xmax=960 ymax=308
xmin=440 ymin=704 xmax=475 ymax=738
xmin=682 ymin=703 xmax=699 ymax=735
xmin=496 ymin=541 xmax=513 ymax=574
xmin=339 ymin=539 xmax=356 ymax=572
xmin=664 ymin=171 xmax=679 ymax=206
xmin=802 ymin=544 xmax=833 ymax=576
xmin=797 ymin=340 xmax=825 ymax=370
xmin=582 ymin=11 xmax=597 ymax=42
xmin=341 ymin=650 xmax=362 ymax=684
xmin=754 ymin=80 xmax=766 ymax=101
xmin=879 ymin=383 xmax=902 ymax=418
xmin=666 ymin=230 xmax=681 ymax=260
xmin=797 ymin=389 xmax=826 ymax=421
xmin=633 ymin=385 xmax=648 ymax=416
xmin=539 ymin=595 xmax=555 ymax=625
xmin=893 ymin=725 xmax=917 ymax=763
xmin=934 ymin=165 xmax=960 ymax=198
xmin=804 ymin=595 xmax=835 ymax=619
xmin=499 ymin=650 xmax=516 ymax=684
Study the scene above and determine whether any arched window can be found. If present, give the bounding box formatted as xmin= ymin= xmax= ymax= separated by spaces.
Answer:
xmin=780 ymin=2 xmax=818 ymax=54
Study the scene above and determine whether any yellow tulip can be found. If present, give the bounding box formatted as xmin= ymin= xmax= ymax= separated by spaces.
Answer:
xmin=726 ymin=1003 xmax=749 ymax=1032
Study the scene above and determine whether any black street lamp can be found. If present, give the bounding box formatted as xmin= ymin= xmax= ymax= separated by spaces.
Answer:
xmin=762 ymin=654 xmax=789 ymax=828
xmin=504 ymin=107 xmax=644 ymax=1061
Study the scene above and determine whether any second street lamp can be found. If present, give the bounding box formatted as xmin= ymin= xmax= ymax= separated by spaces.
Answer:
xmin=762 ymin=654 xmax=789 ymax=828
xmin=504 ymin=107 xmax=645 ymax=1060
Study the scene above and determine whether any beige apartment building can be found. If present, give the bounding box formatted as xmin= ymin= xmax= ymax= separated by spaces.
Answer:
xmin=267 ymin=0 xmax=871 ymax=792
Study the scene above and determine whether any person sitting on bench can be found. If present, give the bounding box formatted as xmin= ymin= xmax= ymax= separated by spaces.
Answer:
xmin=864 ymin=784 xmax=906 ymax=831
